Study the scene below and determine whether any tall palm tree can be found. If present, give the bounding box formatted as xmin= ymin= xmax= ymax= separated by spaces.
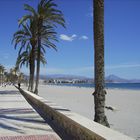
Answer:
xmin=9 ymin=67 xmax=18 ymax=84
xmin=19 ymin=0 xmax=65 ymax=94
xmin=93 ymin=0 xmax=109 ymax=127
xmin=16 ymin=49 xmax=31 ymax=89
xmin=0 ymin=64 xmax=2 ymax=85
xmin=17 ymin=72 xmax=25 ymax=84
xmin=0 ymin=64 xmax=5 ymax=86
xmin=0 ymin=64 xmax=5 ymax=85
xmin=35 ymin=24 xmax=58 ymax=94
xmin=4 ymin=71 xmax=9 ymax=84
xmin=13 ymin=21 xmax=37 ymax=91
xmin=15 ymin=44 xmax=46 ymax=90
xmin=35 ymin=0 xmax=65 ymax=94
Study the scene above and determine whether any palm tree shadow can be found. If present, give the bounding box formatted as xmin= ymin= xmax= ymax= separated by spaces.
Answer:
xmin=0 ymin=107 xmax=47 ymax=134
xmin=0 ymin=108 xmax=36 ymax=115
xmin=0 ymin=114 xmax=44 ymax=124
xmin=0 ymin=122 xmax=25 ymax=134
xmin=0 ymin=90 xmax=19 ymax=95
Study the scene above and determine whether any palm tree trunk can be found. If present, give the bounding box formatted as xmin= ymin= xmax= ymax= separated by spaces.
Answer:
xmin=28 ymin=59 xmax=32 ymax=91
xmin=30 ymin=46 xmax=35 ymax=92
xmin=30 ymin=62 xmax=35 ymax=92
xmin=2 ymin=72 xmax=3 ymax=86
xmin=0 ymin=72 xmax=1 ymax=86
xmin=34 ymin=19 xmax=42 ymax=95
xmin=30 ymin=65 xmax=35 ymax=92
xmin=34 ymin=40 xmax=41 ymax=94
xmin=28 ymin=47 xmax=35 ymax=92
xmin=93 ymin=0 xmax=109 ymax=127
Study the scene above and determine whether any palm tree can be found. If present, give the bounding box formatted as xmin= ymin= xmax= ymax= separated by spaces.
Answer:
xmin=16 ymin=46 xmax=46 ymax=90
xmin=93 ymin=0 xmax=109 ymax=127
xmin=0 ymin=64 xmax=2 ymax=85
xmin=9 ymin=67 xmax=18 ymax=84
xmin=17 ymin=72 xmax=25 ymax=84
xmin=35 ymin=0 xmax=65 ymax=94
xmin=35 ymin=24 xmax=58 ymax=94
xmin=19 ymin=0 xmax=65 ymax=94
xmin=0 ymin=64 xmax=5 ymax=86
xmin=15 ymin=49 xmax=31 ymax=89
xmin=13 ymin=21 xmax=37 ymax=91
xmin=4 ymin=71 xmax=9 ymax=84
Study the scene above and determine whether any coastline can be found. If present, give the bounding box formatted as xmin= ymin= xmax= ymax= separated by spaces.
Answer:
xmin=42 ymin=83 xmax=140 ymax=91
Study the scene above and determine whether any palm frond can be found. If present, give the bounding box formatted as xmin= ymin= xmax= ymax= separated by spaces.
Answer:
xmin=24 ymin=4 xmax=37 ymax=17
xmin=18 ymin=15 xmax=33 ymax=26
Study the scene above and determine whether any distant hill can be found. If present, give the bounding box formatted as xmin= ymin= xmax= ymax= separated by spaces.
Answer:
xmin=105 ymin=75 xmax=129 ymax=83
xmin=105 ymin=74 xmax=140 ymax=83
xmin=25 ymin=74 xmax=140 ymax=83
xmin=40 ymin=74 xmax=91 ymax=80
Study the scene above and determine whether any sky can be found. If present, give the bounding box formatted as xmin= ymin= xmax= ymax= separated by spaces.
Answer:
xmin=0 ymin=0 xmax=140 ymax=79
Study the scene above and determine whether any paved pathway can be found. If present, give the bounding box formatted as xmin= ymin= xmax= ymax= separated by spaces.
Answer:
xmin=0 ymin=86 xmax=61 ymax=140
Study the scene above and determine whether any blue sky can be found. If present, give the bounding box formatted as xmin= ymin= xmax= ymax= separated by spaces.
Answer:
xmin=0 ymin=0 xmax=140 ymax=79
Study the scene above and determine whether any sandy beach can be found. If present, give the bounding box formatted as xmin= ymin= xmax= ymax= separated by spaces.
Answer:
xmin=35 ymin=85 xmax=140 ymax=140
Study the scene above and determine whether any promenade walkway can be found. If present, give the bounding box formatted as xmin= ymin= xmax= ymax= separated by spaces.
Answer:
xmin=0 ymin=86 xmax=61 ymax=140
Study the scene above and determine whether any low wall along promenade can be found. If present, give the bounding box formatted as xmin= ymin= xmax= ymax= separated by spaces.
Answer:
xmin=18 ymin=87 xmax=134 ymax=140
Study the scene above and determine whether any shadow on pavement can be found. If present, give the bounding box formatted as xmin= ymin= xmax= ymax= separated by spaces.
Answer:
xmin=0 ymin=90 xmax=19 ymax=95
xmin=0 ymin=122 xmax=25 ymax=134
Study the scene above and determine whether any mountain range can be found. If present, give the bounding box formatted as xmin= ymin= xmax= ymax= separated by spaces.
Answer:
xmin=39 ymin=74 xmax=140 ymax=83
xmin=106 ymin=75 xmax=140 ymax=83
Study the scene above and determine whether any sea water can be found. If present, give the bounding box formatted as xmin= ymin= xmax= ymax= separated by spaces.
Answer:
xmin=49 ymin=83 xmax=140 ymax=90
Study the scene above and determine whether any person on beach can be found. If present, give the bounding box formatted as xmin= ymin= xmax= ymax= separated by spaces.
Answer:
xmin=18 ymin=82 xmax=21 ymax=88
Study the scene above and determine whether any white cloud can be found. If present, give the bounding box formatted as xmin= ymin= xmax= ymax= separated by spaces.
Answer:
xmin=60 ymin=34 xmax=89 ymax=41
xmin=80 ymin=35 xmax=88 ymax=40
xmin=60 ymin=34 xmax=77 ymax=41
xmin=71 ymin=34 xmax=76 ymax=38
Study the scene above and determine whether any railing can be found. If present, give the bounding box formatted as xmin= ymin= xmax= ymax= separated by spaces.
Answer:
xmin=17 ymin=87 xmax=134 ymax=140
